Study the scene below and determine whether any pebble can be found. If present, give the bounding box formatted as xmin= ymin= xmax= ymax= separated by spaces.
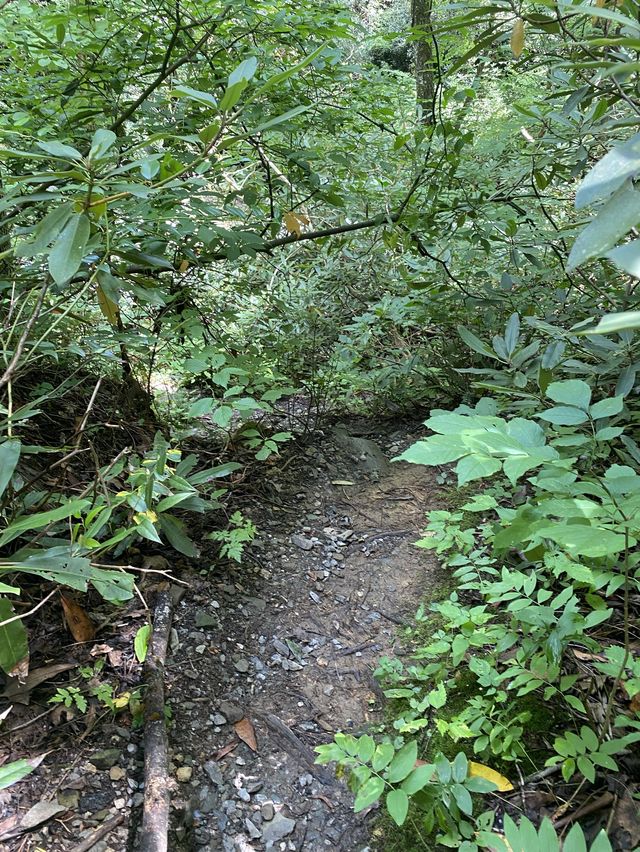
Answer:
xmin=109 ymin=766 xmax=126 ymax=781
xmin=212 ymin=713 xmax=227 ymax=726
xmin=219 ymin=700 xmax=244 ymax=723
xmin=89 ymin=749 xmax=121 ymax=770
xmin=245 ymin=818 xmax=262 ymax=839
xmin=176 ymin=766 xmax=193 ymax=782
xmin=261 ymin=802 xmax=275 ymax=821
xmin=237 ymin=787 xmax=250 ymax=802
xmin=233 ymin=658 xmax=250 ymax=673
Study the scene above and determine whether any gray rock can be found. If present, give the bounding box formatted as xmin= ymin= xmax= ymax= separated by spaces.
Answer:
xmin=261 ymin=802 xmax=275 ymax=821
xmin=291 ymin=534 xmax=314 ymax=550
xmin=212 ymin=713 xmax=227 ymax=726
xmin=237 ymin=787 xmax=250 ymax=802
xmin=199 ymin=788 xmax=218 ymax=814
xmin=245 ymin=818 xmax=262 ymax=839
xmin=218 ymin=700 xmax=244 ymax=723
xmin=262 ymin=812 xmax=296 ymax=846
xmin=233 ymin=658 xmax=250 ymax=673
xmin=204 ymin=761 xmax=224 ymax=786
xmin=195 ymin=611 xmax=218 ymax=628
xmin=89 ymin=748 xmax=121 ymax=769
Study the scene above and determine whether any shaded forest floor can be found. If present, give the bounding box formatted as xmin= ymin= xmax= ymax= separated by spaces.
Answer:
xmin=1 ymin=417 xmax=443 ymax=851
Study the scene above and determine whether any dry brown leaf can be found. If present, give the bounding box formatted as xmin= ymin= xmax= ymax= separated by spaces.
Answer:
xmin=234 ymin=717 xmax=258 ymax=752
xmin=215 ymin=740 xmax=238 ymax=760
xmin=9 ymin=656 xmax=29 ymax=683
xmin=60 ymin=594 xmax=96 ymax=643
xmin=1 ymin=663 xmax=75 ymax=704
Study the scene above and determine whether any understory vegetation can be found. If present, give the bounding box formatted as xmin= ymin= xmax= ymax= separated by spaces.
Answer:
xmin=1 ymin=0 xmax=640 ymax=848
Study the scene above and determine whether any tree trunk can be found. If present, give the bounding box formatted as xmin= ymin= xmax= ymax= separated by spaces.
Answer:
xmin=412 ymin=0 xmax=435 ymax=124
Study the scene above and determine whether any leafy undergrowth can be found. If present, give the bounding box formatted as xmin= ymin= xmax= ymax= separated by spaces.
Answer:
xmin=316 ymin=314 xmax=640 ymax=851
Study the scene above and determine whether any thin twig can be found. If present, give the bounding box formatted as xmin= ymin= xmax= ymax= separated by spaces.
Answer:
xmin=0 ymin=586 xmax=59 ymax=629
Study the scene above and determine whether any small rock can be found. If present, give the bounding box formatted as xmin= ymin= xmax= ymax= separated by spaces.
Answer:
xmin=89 ymin=748 xmax=121 ymax=770
xmin=212 ymin=712 xmax=227 ymax=725
xmin=262 ymin=812 xmax=296 ymax=846
xmin=218 ymin=700 xmax=244 ymax=723
xmin=246 ymin=780 xmax=263 ymax=794
xmin=237 ymin=788 xmax=250 ymax=802
xmin=114 ymin=797 xmax=126 ymax=809
xmin=261 ymin=802 xmax=275 ymax=821
xmin=291 ymin=534 xmax=314 ymax=551
xmin=132 ymin=792 xmax=145 ymax=808
xmin=245 ymin=818 xmax=262 ymax=839
xmin=204 ymin=760 xmax=224 ymax=786
xmin=233 ymin=658 xmax=250 ymax=673
xmin=57 ymin=789 xmax=79 ymax=808
xmin=195 ymin=611 xmax=218 ymax=628
xmin=79 ymin=789 xmax=114 ymax=813
xmin=109 ymin=766 xmax=126 ymax=781
xmin=176 ymin=766 xmax=193 ymax=782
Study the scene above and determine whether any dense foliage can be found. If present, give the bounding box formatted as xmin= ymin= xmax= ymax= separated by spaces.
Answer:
xmin=1 ymin=0 xmax=640 ymax=846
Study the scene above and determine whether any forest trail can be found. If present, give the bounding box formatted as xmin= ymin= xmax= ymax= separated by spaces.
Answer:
xmin=158 ymin=420 xmax=442 ymax=852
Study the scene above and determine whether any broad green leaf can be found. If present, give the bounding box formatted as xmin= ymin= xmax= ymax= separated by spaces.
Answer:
xmin=211 ymin=404 xmax=233 ymax=428
xmin=228 ymin=56 xmax=258 ymax=86
xmin=590 ymin=396 xmax=623 ymax=419
xmin=401 ymin=763 xmax=434 ymax=794
xmin=458 ymin=325 xmax=496 ymax=358
xmin=386 ymin=740 xmax=418 ymax=783
xmin=386 ymin=789 xmax=409 ymax=826
xmin=357 ymin=735 xmax=375 ymax=763
xmin=452 ymin=783 xmax=473 ymax=815
xmin=89 ymin=129 xmax=117 ymax=161
xmin=396 ymin=436 xmax=467 ymax=466
xmin=563 ymin=822 xmax=588 ymax=852
xmin=36 ymin=140 xmax=83 ymax=160
xmin=582 ymin=310 xmax=640 ymax=334
xmin=353 ymin=775 xmax=385 ymax=812
xmin=0 ymin=755 xmax=44 ymax=790
xmin=157 ymin=514 xmax=200 ymax=557
xmin=14 ymin=203 xmax=73 ymax=257
xmin=0 ymin=499 xmax=90 ymax=546
xmin=456 ymin=454 xmax=502 ymax=485
xmin=48 ymin=213 xmax=90 ymax=284
xmin=504 ymin=313 xmax=520 ymax=356
xmin=607 ymin=238 xmax=640 ymax=278
xmin=187 ymin=462 xmax=241 ymax=484
xmin=0 ymin=440 xmax=20 ymax=497
xmin=171 ymin=85 xmax=218 ymax=108
xmin=537 ymin=406 xmax=589 ymax=426
xmin=189 ymin=397 xmax=214 ymax=417
xmin=134 ymin=623 xmax=151 ymax=662
xmin=537 ymin=524 xmax=628 ymax=557
xmin=575 ymin=132 xmax=640 ymax=210
xmin=0 ymin=597 xmax=28 ymax=674
xmin=568 ymin=180 xmax=640 ymax=270
xmin=588 ymin=830 xmax=613 ymax=852
xmin=372 ymin=742 xmax=395 ymax=772
xmin=546 ymin=380 xmax=591 ymax=410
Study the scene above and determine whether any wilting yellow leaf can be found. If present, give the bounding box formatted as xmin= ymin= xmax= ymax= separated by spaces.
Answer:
xmin=468 ymin=761 xmax=514 ymax=791
xmin=283 ymin=211 xmax=306 ymax=236
xmin=97 ymin=285 xmax=119 ymax=327
xmin=510 ymin=18 xmax=525 ymax=58
xmin=179 ymin=259 xmax=189 ymax=272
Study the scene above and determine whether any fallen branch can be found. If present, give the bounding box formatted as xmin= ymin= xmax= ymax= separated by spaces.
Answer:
xmin=140 ymin=587 xmax=174 ymax=852
xmin=69 ymin=814 xmax=125 ymax=852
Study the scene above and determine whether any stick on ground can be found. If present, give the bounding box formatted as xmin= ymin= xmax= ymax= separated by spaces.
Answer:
xmin=140 ymin=587 xmax=174 ymax=852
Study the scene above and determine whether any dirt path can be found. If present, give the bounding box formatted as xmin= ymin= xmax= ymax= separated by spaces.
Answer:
xmin=0 ymin=421 xmax=442 ymax=852
xmin=159 ymin=422 xmax=442 ymax=851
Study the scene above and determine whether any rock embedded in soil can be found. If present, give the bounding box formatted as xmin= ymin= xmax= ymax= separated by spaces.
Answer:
xmin=291 ymin=533 xmax=314 ymax=550
xmin=176 ymin=766 xmax=193 ymax=782
xmin=262 ymin=811 xmax=296 ymax=846
xmin=89 ymin=748 xmax=121 ymax=769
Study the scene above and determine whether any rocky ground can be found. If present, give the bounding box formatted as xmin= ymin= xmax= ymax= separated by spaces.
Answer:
xmin=1 ymin=418 xmax=441 ymax=851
